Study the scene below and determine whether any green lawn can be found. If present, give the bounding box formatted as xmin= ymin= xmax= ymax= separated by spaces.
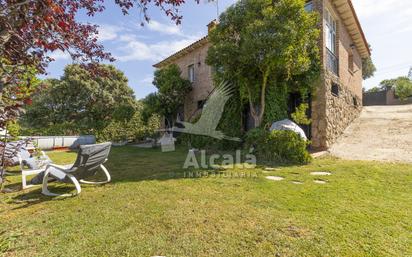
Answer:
xmin=1 ymin=146 xmax=411 ymax=256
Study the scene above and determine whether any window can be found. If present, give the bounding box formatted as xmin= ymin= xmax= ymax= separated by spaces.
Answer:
xmin=197 ymin=100 xmax=205 ymax=110
xmin=348 ymin=53 xmax=354 ymax=72
xmin=325 ymin=9 xmax=338 ymax=75
xmin=188 ymin=64 xmax=195 ymax=83
xmin=325 ymin=10 xmax=337 ymax=55
xmin=305 ymin=1 xmax=313 ymax=12
xmin=331 ymin=83 xmax=339 ymax=97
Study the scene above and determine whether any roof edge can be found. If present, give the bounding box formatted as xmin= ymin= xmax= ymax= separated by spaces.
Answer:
xmin=153 ymin=36 xmax=209 ymax=68
xmin=348 ymin=0 xmax=371 ymax=56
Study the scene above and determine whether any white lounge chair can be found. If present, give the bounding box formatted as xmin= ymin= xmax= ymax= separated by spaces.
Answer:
xmin=41 ymin=142 xmax=112 ymax=197
xmin=18 ymin=149 xmax=52 ymax=189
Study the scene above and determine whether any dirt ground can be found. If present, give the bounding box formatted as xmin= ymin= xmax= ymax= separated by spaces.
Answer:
xmin=330 ymin=105 xmax=412 ymax=163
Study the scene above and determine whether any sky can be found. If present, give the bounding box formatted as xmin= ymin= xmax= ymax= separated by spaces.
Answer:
xmin=44 ymin=0 xmax=412 ymax=99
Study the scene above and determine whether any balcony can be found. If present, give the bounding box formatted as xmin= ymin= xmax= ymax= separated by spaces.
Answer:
xmin=326 ymin=48 xmax=339 ymax=76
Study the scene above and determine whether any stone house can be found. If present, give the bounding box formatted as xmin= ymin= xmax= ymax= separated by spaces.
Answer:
xmin=153 ymin=0 xmax=371 ymax=150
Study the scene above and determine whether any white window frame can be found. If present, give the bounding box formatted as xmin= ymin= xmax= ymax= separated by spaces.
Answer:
xmin=325 ymin=9 xmax=337 ymax=55
xmin=188 ymin=64 xmax=195 ymax=83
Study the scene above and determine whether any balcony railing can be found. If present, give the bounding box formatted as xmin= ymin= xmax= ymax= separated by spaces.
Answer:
xmin=326 ymin=48 xmax=338 ymax=76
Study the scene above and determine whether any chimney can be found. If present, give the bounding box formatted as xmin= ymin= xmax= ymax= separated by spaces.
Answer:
xmin=207 ymin=19 xmax=218 ymax=34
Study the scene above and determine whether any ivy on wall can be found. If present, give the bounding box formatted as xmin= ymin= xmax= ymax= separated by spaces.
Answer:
xmin=262 ymin=83 xmax=289 ymax=127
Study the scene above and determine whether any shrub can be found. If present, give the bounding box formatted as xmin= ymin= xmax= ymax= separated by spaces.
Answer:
xmin=5 ymin=121 xmax=21 ymax=140
xmin=97 ymin=113 xmax=160 ymax=142
xmin=394 ymin=77 xmax=412 ymax=101
xmin=291 ymin=103 xmax=311 ymax=125
xmin=245 ymin=128 xmax=311 ymax=165
xmin=97 ymin=121 xmax=129 ymax=142
xmin=19 ymin=122 xmax=80 ymax=136
xmin=178 ymin=133 xmax=212 ymax=149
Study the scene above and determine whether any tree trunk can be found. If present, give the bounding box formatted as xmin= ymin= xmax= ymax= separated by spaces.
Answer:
xmin=247 ymin=69 xmax=270 ymax=128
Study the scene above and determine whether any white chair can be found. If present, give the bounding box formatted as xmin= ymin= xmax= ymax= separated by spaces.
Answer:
xmin=41 ymin=142 xmax=112 ymax=197
xmin=18 ymin=150 xmax=51 ymax=189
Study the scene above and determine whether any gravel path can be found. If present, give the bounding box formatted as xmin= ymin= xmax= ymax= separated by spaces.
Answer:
xmin=330 ymin=105 xmax=412 ymax=163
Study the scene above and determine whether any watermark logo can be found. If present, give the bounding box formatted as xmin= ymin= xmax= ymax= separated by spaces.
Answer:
xmin=183 ymin=149 xmax=256 ymax=169
xmin=171 ymin=82 xmax=241 ymax=142
xmin=158 ymin=82 xmax=256 ymax=169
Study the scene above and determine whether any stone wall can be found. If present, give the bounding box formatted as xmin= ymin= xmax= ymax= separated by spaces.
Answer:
xmin=311 ymin=0 xmax=365 ymax=150
xmin=312 ymin=71 xmax=362 ymax=149
xmin=324 ymin=72 xmax=362 ymax=146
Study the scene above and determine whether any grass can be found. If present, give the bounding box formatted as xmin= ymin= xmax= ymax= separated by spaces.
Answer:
xmin=0 ymin=146 xmax=411 ymax=256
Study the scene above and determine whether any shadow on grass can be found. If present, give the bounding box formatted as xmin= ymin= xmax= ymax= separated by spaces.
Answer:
xmin=4 ymin=145 xmax=301 ymax=206
xmin=2 ymin=146 xmax=212 ymax=206
xmin=4 ymin=186 xmax=78 ymax=211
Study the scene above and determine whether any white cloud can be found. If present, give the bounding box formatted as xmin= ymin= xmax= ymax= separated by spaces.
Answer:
xmin=97 ymin=24 xmax=122 ymax=41
xmin=93 ymin=20 xmax=205 ymax=63
xmin=115 ymin=35 xmax=199 ymax=62
xmin=352 ymin=0 xmax=412 ymax=19
xmin=146 ymin=20 xmax=182 ymax=35
xmin=140 ymin=75 xmax=154 ymax=86
xmin=352 ymin=0 xmax=412 ymax=90
xmin=48 ymin=50 xmax=70 ymax=60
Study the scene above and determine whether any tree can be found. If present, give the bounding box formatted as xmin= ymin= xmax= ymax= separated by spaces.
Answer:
xmin=379 ymin=79 xmax=397 ymax=91
xmin=144 ymin=64 xmax=191 ymax=127
xmin=21 ymin=64 xmax=136 ymax=135
xmin=393 ymin=77 xmax=412 ymax=101
xmin=0 ymin=0 xmax=187 ymax=76
xmin=0 ymin=60 xmax=40 ymax=127
xmin=98 ymin=101 xmax=160 ymax=142
xmin=408 ymin=67 xmax=412 ymax=80
xmin=362 ymin=56 xmax=376 ymax=80
xmin=376 ymin=76 xmax=412 ymax=101
xmin=0 ymin=0 xmax=190 ymax=130
xmin=366 ymin=86 xmax=382 ymax=93
xmin=142 ymin=93 xmax=162 ymax=124
xmin=206 ymin=0 xmax=320 ymax=127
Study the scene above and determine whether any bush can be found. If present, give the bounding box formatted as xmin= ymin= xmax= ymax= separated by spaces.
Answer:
xmin=5 ymin=121 xmax=21 ymax=140
xmin=245 ymin=128 xmax=312 ymax=165
xmin=178 ymin=133 xmax=212 ymax=149
xmin=20 ymin=100 xmax=161 ymax=142
xmin=19 ymin=122 xmax=81 ymax=136
xmin=291 ymin=103 xmax=311 ymax=125
xmin=394 ymin=77 xmax=412 ymax=101
xmin=97 ymin=113 xmax=160 ymax=142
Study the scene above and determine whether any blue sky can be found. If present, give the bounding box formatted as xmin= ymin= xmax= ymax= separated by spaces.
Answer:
xmin=44 ymin=0 xmax=412 ymax=99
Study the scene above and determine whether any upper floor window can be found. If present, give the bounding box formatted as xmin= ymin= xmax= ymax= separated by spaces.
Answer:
xmin=325 ymin=9 xmax=337 ymax=55
xmin=305 ymin=1 xmax=313 ymax=12
xmin=188 ymin=64 xmax=195 ymax=83
xmin=325 ymin=9 xmax=338 ymax=75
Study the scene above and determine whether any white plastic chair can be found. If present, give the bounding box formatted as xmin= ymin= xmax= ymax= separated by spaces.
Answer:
xmin=41 ymin=142 xmax=112 ymax=197
xmin=18 ymin=150 xmax=51 ymax=189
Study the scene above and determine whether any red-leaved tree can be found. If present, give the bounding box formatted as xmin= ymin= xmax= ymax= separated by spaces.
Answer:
xmin=0 ymin=0 xmax=190 ymax=182
xmin=0 ymin=0 xmax=189 ymax=123
xmin=0 ymin=0 xmax=187 ymax=74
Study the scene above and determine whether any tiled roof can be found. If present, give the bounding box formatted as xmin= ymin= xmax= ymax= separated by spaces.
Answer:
xmin=153 ymin=36 xmax=209 ymax=68
xmin=153 ymin=0 xmax=371 ymax=69
xmin=334 ymin=0 xmax=371 ymax=58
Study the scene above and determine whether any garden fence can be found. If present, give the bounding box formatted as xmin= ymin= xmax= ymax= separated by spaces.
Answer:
xmin=19 ymin=135 xmax=96 ymax=150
